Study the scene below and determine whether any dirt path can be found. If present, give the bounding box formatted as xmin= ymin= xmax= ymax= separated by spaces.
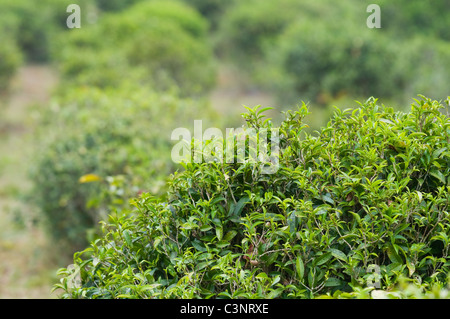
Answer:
xmin=0 ymin=65 xmax=59 ymax=298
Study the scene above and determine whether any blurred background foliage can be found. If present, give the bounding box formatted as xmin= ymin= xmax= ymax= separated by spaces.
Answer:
xmin=1 ymin=0 xmax=449 ymax=107
xmin=0 ymin=0 xmax=449 ymax=297
xmin=216 ymin=0 xmax=450 ymax=108
xmin=53 ymin=0 xmax=217 ymax=97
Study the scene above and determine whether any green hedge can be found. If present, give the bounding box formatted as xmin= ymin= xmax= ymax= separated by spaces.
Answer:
xmin=55 ymin=96 xmax=450 ymax=298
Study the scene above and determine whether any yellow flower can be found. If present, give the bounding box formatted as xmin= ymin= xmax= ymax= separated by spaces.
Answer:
xmin=79 ymin=174 xmax=102 ymax=184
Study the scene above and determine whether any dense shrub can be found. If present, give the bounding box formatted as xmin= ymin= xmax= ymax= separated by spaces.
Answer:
xmin=216 ymin=1 xmax=359 ymax=65
xmin=216 ymin=0 xmax=392 ymax=101
xmin=55 ymin=96 xmax=450 ymax=298
xmin=30 ymin=85 xmax=216 ymax=254
xmin=270 ymin=21 xmax=401 ymax=105
xmin=216 ymin=0 xmax=300 ymax=63
xmin=0 ymin=1 xmax=50 ymax=62
xmin=270 ymin=22 xmax=450 ymax=106
xmin=216 ymin=0 xmax=450 ymax=107
xmin=378 ymin=0 xmax=450 ymax=41
xmin=94 ymin=0 xmax=235 ymax=29
xmin=392 ymin=36 xmax=450 ymax=104
xmin=54 ymin=0 xmax=216 ymax=97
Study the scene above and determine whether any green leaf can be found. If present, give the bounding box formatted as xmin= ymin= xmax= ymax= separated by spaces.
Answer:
xmin=211 ymin=196 xmax=226 ymax=205
xmin=349 ymin=211 xmax=361 ymax=224
xmin=262 ymin=252 xmax=278 ymax=266
xmin=322 ymin=194 xmax=335 ymax=205
xmin=216 ymin=226 xmax=223 ymax=241
xmin=123 ymin=230 xmax=132 ymax=247
xmin=200 ymin=225 xmax=212 ymax=232
xmin=432 ymin=147 xmax=447 ymax=159
xmin=315 ymin=252 xmax=332 ymax=266
xmin=296 ymin=256 xmax=305 ymax=279
xmin=140 ymin=284 xmax=162 ymax=291
xmin=229 ymin=196 xmax=249 ymax=217
xmin=200 ymin=234 xmax=215 ymax=242
xmin=216 ymin=240 xmax=230 ymax=248
xmin=256 ymin=272 xmax=269 ymax=281
xmin=416 ymin=191 xmax=423 ymax=202
xmin=430 ymin=169 xmax=446 ymax=184
xmin=223 ymin=230 xmax=238 ymax=242
xmin=314 ymin=208 xmax=327 ymax=216
xmin=256 ymin=106 xmax=274 ymax=116
xmin=325 ymin=277 xmax=342 ymax=287
xmin=405 ymin=257 xmax=415 ymax=276
xmin=308 ymin=269 xmax=315 ymax=287
xmin=267 ymin=289 xmax=282 ymax=299
xmin=386 ymin=244 xmax=403 ymax=264
xmin=288 ymin=211 xmax=297 ymax=233
xmin=196 ymin=260 xmax=213 ymax=271
xmin=329 ymin=248 xmax=347 ymax=262
xmin=192 ymin=239 xmax=207 ymax=252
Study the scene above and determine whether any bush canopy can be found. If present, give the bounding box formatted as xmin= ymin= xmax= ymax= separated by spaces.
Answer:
xmin=55 ymin=96 xmax=450 ymax=299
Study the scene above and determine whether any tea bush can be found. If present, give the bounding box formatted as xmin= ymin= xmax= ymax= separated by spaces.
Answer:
xmin=54 ymin=0 xmax=216 ymax=97
xmin=0 ymin=1 xmax=50 ymax=62
xmin=216 ymin=1 xmax=359 ymax=67
xmin=55 ymin=96 xmax=450 ymax=298
xmin=216 ymin=0 xmax=450 ymax=107
xmin=392 ymin=36 xmax=450 ymax=104
xmin=30 ymin=84 xmax=216 ymax=254
xmin=271 ymin=24 xmax=450 ymax=106
xmin=94 ymin=0 xmax=234 ymax=28
xmin=378 ymin=0 xmax=450 ymax=41
xmin=216 ymin=0 xmax=301 ymax=63
xmin=216 ymin=0 xmax=393 ymax=101
xmin=270 ymin=21 xmax=401 ymax=105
